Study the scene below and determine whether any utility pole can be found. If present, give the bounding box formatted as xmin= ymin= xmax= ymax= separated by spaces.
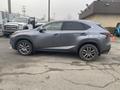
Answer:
xmin=8 ymin=0 xmax=11 ymax=22
xmin=22 ymin=5 xmax=26 ymax=16
xmin=48 ymin=0 xmax=51 ymax=22
xmin=8 ymin=0 xmax=11 ymax=14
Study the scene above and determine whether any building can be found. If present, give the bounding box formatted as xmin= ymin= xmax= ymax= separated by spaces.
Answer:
xmin=79 ymin=0 xmax=120 ymax=27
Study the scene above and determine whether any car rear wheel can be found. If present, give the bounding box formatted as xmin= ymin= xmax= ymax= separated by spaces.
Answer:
xmin=16 ymin=40 xmax=33 ymax=55
xmin=79 ymin=44 xmax=99 ymax=61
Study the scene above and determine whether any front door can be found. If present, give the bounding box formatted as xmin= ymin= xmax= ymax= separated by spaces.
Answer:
xmin=38 ymin=21 xmax=63 ymax=49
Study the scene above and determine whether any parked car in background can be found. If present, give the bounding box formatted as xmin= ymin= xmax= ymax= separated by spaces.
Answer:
xmin=10 ymin=20 xmax=111 ymax=61
xmin=3 ymin=17 xmax=29 ymax=37
xmin=0 ymin=24 xmax=3 ymax=36
xmin=114 ymin=23 xmax=120 ymax=37
xmin=3 ymin=17 xmax=45 ymax=37
xmin=0 ymin=11 xmax=4 ymax=36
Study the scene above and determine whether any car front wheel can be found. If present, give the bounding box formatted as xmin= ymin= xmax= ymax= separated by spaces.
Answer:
xmin=16 ymin=40 xmax=33 ymax=55
xmin=79 ymin=44 xmax=99 ymax=61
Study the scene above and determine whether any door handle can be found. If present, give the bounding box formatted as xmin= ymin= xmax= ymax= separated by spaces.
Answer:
xmin=54 ymin=33 xmax=59 ymax=36
xmin=80 ymin=33 xmax=87 ymax=36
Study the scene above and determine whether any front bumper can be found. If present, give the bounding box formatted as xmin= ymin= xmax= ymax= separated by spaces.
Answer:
xmin=3 ymin=31 xmax=14 ymax=35
xmin=10 ymin=37 xmax=16 ymax=50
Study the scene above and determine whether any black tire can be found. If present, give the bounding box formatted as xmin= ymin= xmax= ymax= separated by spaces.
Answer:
xmin=79 ymin=44 xmax=99 ymax=61
xmin=16 ymin=40 xmax=33 ymax=55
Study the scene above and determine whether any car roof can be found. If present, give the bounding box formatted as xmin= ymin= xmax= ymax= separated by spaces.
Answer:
xmin=49 ymin=20 xmax=100 ymax=25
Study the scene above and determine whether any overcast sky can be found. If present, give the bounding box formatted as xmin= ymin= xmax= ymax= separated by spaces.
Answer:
xmin=0 ymin=0 xmax=95 ymax=20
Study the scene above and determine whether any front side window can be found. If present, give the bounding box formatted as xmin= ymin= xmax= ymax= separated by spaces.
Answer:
xmin=43 ymin=22 xmax=63 ymax=31
xmin=62 ymin=21 xmax=90 ymax=30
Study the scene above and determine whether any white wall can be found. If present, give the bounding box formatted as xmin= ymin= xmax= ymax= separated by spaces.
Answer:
xmin=85 ymin=14 xmax=120 ymax=27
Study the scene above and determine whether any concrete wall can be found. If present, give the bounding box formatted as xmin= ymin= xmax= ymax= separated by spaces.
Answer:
xmin=85 ymin=14 xmax=120 ymax=27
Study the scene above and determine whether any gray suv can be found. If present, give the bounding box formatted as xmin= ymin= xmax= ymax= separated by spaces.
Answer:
xmin=10 ymin=20 xmax=111 ymax=61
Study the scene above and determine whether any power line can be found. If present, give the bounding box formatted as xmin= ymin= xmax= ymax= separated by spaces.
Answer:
xmin=22 ymin=5 xmax=26 ymax=16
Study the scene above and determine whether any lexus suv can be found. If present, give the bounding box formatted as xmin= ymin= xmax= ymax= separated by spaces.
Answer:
xmin=10 ymin=20 xmax=111 ymax=61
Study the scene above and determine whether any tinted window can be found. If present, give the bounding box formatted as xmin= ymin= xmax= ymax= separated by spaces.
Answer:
xmin=62 ymin=21 xmax=90 ymax=30
xmin=43 ymin=22 xmax=62 ymax=31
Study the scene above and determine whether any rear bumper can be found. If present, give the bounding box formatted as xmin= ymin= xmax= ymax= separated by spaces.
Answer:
xmin=101 ymin=44 xmax=111 ymax=54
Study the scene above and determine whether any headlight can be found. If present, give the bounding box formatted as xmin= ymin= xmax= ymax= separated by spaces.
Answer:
xmin=11 ymin=32 xmax=17 ymax=36
xmin=11 ymin=31 xmax=20 ymax=36
xmin=11 ymin=32 xmax=16 ymax=36
xmin=18 ymin=24 xmax=23 ymax=30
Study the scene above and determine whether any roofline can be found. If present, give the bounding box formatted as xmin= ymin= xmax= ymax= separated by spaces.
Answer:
xmin=46 ymin=20 xmax=99 ymax=25
xmin=79 ymin=1 xmax=120 ymax=19
xmin=81 ymin=13 xmax=120 ymax=19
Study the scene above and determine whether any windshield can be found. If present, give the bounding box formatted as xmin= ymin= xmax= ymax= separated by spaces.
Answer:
xmin=12 ymin=18 xmax=28 ymax=23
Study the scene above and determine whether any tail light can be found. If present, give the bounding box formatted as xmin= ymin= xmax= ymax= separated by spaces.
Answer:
xmin=101 ymin=33 xmax=112 ymax=39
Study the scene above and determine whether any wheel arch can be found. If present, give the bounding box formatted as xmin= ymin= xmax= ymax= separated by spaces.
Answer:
xmin=77 ymin=41 xmax=101 ymax=55
xmin=15 ymin=38 xmax=33 ymax=49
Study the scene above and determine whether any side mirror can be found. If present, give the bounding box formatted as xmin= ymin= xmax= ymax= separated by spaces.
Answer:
xmin=39 ymin=28 xmax=46 ymax=33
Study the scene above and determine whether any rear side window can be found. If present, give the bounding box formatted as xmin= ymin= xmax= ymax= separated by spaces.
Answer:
xmin=62 ymin=21 xmax=90 ymax=30
xmin=98 ymin=24 xmax=105 ymax=29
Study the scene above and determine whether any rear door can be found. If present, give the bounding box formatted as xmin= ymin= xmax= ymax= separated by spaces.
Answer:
xmin=60 ymin=21 xmax=90 ymax=48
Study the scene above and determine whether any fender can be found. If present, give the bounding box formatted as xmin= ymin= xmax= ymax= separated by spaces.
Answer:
xmin=14 ymin=35 xmax=35 ymax=49
xmin=76 ymin=38 xmax=102 ymax=53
